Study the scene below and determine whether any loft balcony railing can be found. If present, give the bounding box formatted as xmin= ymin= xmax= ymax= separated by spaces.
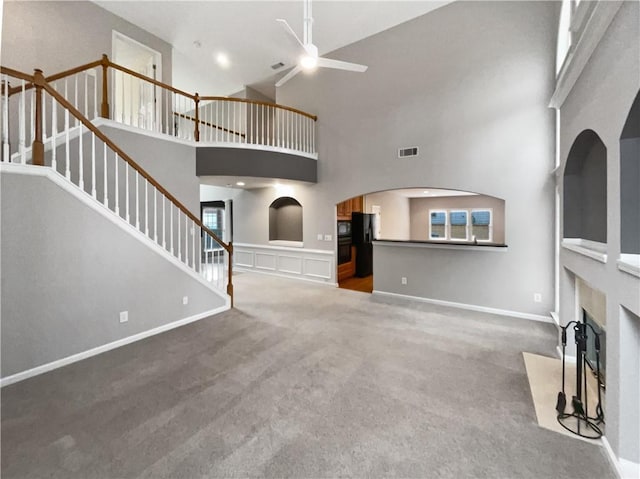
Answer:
xmin=1 ymin=66 xmax=234 ymax=305
xmin=2 ymin=55 xmax=317 ymax=157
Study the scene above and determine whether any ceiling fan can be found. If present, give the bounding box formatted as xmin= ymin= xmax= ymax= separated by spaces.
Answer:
xmin=275 ymin=0 xmax=368 ymax=87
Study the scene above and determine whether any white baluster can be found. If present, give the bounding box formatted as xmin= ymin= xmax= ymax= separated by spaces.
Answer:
xmin=93 ymin=69 xmax=98 ymax=119
xmin=177 ymin=209 xmax=181 ymax=259
xmin=51 ymin=96 xmax=57 ymax=170
xmin=114 ymin=152 xmax=119 ymax=215
xmin=162 ymin=196 xmax=166 ymax=248
xmin=84 ymin=72 xmax=88 ymax=118
xmin=74 ymin=75 xmax=79 ymax=126
xmin=125 ymin=163 xmax=130 ymax=223
xmin=78 ymin=119 xmax=84 ymax=190
xmin=184 ymin=215 xmax=188 ymax=264
xmin=145 ymin=180 xmax=149 ymax=236
xmin=226 ymin=101 xmax=230 ymax=142
xmin=2 ymin=75 xmax=8 ymax=162
xmin=103 ymin=143 xmax=108 ymax=208
xmin=91 ymin=132 xmax=96 ymax=198
xmin=30 ymin=87 xmax=35 ymax=144
xmin=64 ymin=97 xmax=70 ymax=177
xmin=170 ymin=203 xmax=174 ymax=254
xmin=261 ymin=104 xmax=264 ymax=145
xmin=197 ymin=225 xmax=201 ymax=272
xmin=215 ymin=100 xmax=219 ymax=142
xmin=42 ymin=88 xmax=47 ymax=143
xmin=19 ymin=80 xmax=26 ymax=164
xmin=135 ymin=171 xmax=140 ymax=229
xmin=154 ymin=187 xmax=158 ymax=242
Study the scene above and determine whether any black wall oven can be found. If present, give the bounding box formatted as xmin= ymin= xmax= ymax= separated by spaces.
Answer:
xmin=337 ymin=221 xmax=352 ymax=265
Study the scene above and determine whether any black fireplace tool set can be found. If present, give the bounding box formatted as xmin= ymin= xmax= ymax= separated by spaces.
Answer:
xmin=556 ymin=320 xmax=605 ymax=439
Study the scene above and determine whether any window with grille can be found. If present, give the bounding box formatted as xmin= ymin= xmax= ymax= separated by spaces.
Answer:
xmin=429 ymin=208 xmax=493 ymax=243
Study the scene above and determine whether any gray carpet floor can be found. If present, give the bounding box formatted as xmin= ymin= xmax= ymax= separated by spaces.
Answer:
xmin=1 ymin=273 xmax=615 ymax=478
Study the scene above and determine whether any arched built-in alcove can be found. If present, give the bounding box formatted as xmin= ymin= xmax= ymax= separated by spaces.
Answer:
xmin=620 ymin=91 xmax=640 ymax=255
xmin=269 ymin=197 xmax=303 ymax=242
xmin=563 ymin=130 xmax=607 ymax=243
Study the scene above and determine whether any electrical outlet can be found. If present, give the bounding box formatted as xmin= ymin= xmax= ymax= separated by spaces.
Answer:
xmin=317 ymin=233 xmax=323 ymax=240
xmin=534 ymin=293 xmax=542 ymax=303
xmin=401 ymin=277 xmax=407 ymax=285
xmin=119 ymin=311 xmax=128 ymax=323
xmin=324 ymin=234 xmax=332 ymax=241
xmin=183 ymin=296 xmax=189 ymax=305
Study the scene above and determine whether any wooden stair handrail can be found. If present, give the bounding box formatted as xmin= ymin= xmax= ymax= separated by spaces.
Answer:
xmin=6 ymin=59 xmax=103 ymax=96
xmin=173 ymin=112 xmax=247 ymax=139
xmin=37 ymin=73 xmax=231 ymax=254
xmin=2 ymin=56 xmax=317 ymax=121
xmin=199 ymin=95 xmax=317 ymax=121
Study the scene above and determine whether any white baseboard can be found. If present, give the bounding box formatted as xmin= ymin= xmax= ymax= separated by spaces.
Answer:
xmin=372 ymin=290 xmax=553 ymax=323
xmin=556 ymin=345 xmax=577 ymax=363
xmin=0 ymin=305 xmax=229 ymax=388
xmin=603 ymin=436 xmax=640 ymax=479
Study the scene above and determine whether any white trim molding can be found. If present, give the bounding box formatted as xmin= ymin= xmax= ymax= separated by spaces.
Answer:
xmin=550 ymin=1 xmax=624 ymax=109
xmin=372 ymin=290 xmax=553 ymax=323
xmin=603 ymin=436 xmax=640 ymax=479
xmin=234 ymin=243 xmax=335 ymax=284
xmin=562 ymin=238 xmax=607 ymax=263
xmin=617 ymin=254 xmax=640 ymax=279
xmin=0 ymin=306 xmax=228 ymax=388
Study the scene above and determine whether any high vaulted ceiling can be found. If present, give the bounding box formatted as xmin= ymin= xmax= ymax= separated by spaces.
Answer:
xmin=94 ymin=1 xmax=452 ymax=97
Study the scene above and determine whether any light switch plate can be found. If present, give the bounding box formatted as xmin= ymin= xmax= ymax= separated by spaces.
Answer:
xmin=317 ymin=234 xmax=323 ymax=240
xmin=324 ymin=234 xmax=332 ymax=241
xmin=119 ymin=311 xmax=128 ymax=323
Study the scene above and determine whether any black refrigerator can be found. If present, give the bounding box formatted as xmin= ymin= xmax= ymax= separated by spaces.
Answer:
xmin=352 ymin=212 xmax=374 ymax=277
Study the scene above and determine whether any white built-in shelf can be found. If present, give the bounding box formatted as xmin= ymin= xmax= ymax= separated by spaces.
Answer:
xmin=561 ymin=238 xmax=607 ymax=263
xmin=617 ymin=254 xmax=640 ymax=278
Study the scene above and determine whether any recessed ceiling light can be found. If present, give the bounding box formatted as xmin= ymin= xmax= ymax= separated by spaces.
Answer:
xmin=216 ymin=52 xmax=230 ymax=69
xmin=236 ymin=181 xmax=245 ymax=186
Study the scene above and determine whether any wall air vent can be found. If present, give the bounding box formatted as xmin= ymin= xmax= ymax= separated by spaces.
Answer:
xmin=398 ymin=147 xmax=419 ymax=158
xmin=271 ymin=62 xmax=285 ymax=70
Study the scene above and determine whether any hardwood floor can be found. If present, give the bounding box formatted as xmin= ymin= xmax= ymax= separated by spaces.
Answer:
xmin=338 ymin=274 xmax=373 ymax=293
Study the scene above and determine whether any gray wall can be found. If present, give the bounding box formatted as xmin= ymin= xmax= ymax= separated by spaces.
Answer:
xmin=364 ymin=191 xmax=410 ymax=240
xmin=1 ymin=171 xmax=225 ymax=378
xmin=196 ymin=147 xmax=317 ymax=183
xmin=620 ymin=138 xmax=640 ymax=254
xmin=409 ymin=195 xmax=505 ymax=243
xmin=557 ymin=0 xmax=640 ymax=464
xmin=1 ymin=1 xmax=172 ymax=85
xmin=267 ymin=1 xmax=556 ymax=316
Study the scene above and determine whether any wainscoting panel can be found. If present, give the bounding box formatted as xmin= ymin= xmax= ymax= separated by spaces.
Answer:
xmin=278 ymin=255 xmax=303 ymax=275
xmin=304 ymin=257 xmax=333 ymax=280
xmin=235 ymin=250 xmax=255 ymax=268
xmin=255 ymin=252 xmax=277 ymax=271
xmin=234 ymin=243 xmax=335 ymax=284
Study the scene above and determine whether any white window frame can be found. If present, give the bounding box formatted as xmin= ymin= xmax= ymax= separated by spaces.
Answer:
xmin=428 ymin=208 xmax=494 ymax=243
xmin=471 ymin=208 xmax=493 ymax=243
xmin=429 ymin=209 xmax=448 ymax=241
xmin=449 ymin=210 xmax=469 ymax=241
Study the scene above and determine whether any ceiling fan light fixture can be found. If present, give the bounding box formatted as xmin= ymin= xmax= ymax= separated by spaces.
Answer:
xmin=300 ymin=54 xmax=318 ymax=70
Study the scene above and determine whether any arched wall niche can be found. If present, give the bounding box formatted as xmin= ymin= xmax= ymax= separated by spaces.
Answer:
xmin=563 ymin=130 xmax=608 ymax=243
xmin=620 ymin=90 xmax=640 ymax=254
xmin=269 ymin=196 xmax=303 ymax=242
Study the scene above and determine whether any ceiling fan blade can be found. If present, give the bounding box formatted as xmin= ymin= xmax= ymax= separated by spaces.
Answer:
xmin=276 ymin=19 xmax=306 ymax=53
xmin=275 ymin=65 xmax=302 ymax=88
xmin=316 ymin=57 xmax=368 ymax=73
